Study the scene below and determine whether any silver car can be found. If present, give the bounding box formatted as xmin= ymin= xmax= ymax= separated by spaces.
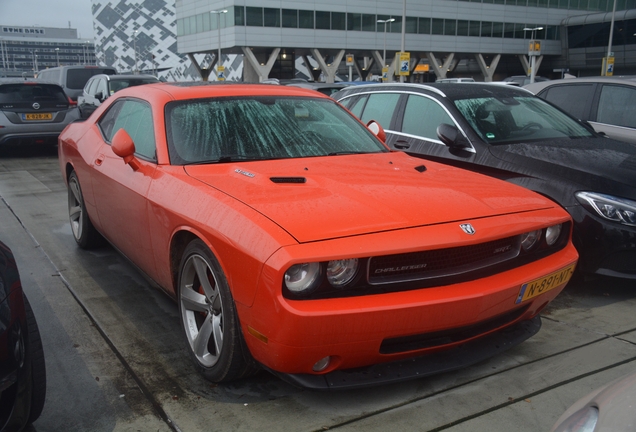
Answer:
xmin=0 ymin=79 xmax=80 ymax=146
xmin=525 ymin=76 xmax=636 ymax=145
xmin=77 ymin=74 xmax=160 ymax=118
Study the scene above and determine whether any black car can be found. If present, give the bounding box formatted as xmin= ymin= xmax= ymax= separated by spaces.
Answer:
xmin=0 ymin=240 xmax=46 ymax=430
xmin=333 ymin=83 xmax=636 ymax=279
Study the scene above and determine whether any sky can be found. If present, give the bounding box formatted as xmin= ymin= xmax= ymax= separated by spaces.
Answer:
xmin=0 ymin=0 xmax=95 ymax=39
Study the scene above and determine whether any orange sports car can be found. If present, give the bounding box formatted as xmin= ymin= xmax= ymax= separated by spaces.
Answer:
xmin=58 ymin=82 xmax=578 ymax=390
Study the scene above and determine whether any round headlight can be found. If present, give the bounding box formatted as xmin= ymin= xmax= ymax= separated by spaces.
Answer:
xmin=521 ymin=230 xmax=542 ymax=251
xmin=284 ymin=262 xmax=321 ymax=294
xmin=545 ymin=224 xmax=562 ymax=246
xmin=326 ymin=259 xmax=359 ymax=287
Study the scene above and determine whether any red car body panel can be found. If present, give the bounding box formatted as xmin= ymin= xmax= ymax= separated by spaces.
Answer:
xmin=58 ymin=82 xmax=578 ymax=382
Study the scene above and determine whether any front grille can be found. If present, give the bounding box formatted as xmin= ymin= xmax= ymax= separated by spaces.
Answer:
xmin=368 ymin=235 xmax=521 ymax=285
xmin=380 ymin=305 xmax=529 ymax=354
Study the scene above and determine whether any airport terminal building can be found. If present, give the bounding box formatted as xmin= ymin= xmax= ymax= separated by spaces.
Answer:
xmin=175 ymin=0 xmax=636 ymax=82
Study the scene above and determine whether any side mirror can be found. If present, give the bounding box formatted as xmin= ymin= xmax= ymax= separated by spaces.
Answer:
xmin=95 ymin=91 xmax=106 ymax=102
xmin=437 ymin=123 xmax=472 ymax=151
xmin=111 ymin=129 xmax=140 ymax=171
xmin=366 ymin=120 xmax=386 ymax=143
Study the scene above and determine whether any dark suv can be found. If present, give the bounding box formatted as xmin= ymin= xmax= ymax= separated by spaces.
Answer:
xmin=0 ymin=79 xmax=80 ymax=146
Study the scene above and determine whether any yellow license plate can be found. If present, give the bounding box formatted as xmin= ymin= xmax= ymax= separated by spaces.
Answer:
xmin=515 ymin=264 xmax=576 ymax=304
xmin=24 ymin=113 xmax=52 ymax=120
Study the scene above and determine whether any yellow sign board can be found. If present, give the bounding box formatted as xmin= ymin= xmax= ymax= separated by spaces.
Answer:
xmin=414 ymin=64 xmax=430 ymax=73
xmin=217 ymin=65 xmax=226 ymax=81
xmin=382 ymin=66 xmax=389 ymax=82
xmin=397 ymin=52 xmax=410 ymax=76
xmin=602 ymin=56 xmax=615 ymax=76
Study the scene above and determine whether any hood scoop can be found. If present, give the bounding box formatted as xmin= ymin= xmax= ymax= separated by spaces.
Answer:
xmin=270 ymin=177 xmax=307 ymax=184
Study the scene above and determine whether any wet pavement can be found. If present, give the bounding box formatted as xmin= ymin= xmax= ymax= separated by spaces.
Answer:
xmin=1 ymin=144 xmax=635 ymax=432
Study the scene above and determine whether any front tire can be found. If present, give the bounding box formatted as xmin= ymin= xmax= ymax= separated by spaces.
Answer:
xmin=178 ymin=239 xmax=256 ymax=383
xmin=67 ymin=171 xmax=101 ymax=249
xmin=24 ymin=295 xmax=46 ymax=424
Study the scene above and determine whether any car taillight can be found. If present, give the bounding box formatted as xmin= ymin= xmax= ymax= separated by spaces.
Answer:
xmin=68 ymin=96 xmax=77 ymax=106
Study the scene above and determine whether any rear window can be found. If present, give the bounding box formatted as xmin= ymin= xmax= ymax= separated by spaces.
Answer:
xmin=66 ymin=68 xmax=116 ymax=89
xmin=0 ymin=83 xmax=68 ymax=104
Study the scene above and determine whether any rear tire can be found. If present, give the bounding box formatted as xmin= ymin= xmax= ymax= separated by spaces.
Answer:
xmin=177 ymin=239 xmax=257 ymax=383
xmin=68 ymin=171 xmax=102 ymax=249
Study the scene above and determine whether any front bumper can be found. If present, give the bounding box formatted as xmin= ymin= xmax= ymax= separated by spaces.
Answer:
xmin=269 ymin=316 xmax=540 ymax=390
xmin=569 ymin=205 xmax=636 ymax=279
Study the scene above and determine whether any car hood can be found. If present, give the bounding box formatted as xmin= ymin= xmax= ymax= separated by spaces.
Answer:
xmin=489 ymin=137 xmax=636 ymax=197
xmin=184 ymin=152 xmax=553 ymax=243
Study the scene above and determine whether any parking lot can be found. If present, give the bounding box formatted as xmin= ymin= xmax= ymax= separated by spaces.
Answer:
xmin=2 ymin=144 xmax=636 ymax=432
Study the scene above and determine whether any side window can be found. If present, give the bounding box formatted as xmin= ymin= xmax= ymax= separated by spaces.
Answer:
xmin=98 ymin=100 xmax=156 ymax=161
xmin=401 ymin=95 xmax=454 ymax=141
xmin=597 ymin=85 xmax=636 ymax=129
xmin=85 ymin=78 xmax=98 ymax=95
xmin=95 ymin=78 xmax=108 ymax=98
xmin=540 ymin=84 xmax=595 ymax=120
xmin=359 ymin=93 xmax=400 ymax=129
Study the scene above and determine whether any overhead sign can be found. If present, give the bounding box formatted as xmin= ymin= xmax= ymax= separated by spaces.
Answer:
xmin=414 ymin=64 xmax=430 ymax=73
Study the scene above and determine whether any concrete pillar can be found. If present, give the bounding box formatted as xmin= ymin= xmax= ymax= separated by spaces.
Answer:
xmin=301 ymin=55 xmax=321 ymax=81
xmin=475 ymin=53 xmax=501 ymax=82
xmin=309 ymin=49 xmax=345 ymax=83
xmin=241 ymin=47 xmax=280 ymax=82
xmin=427 ymin=53 xmax=455 ymax=80
xmin=372 ymin=50 xmax=397 ymax=82
xmin=518 ymin=55 xmax=543 ymax=77
xmin=187 ymin=52 xmax=216 ymax=82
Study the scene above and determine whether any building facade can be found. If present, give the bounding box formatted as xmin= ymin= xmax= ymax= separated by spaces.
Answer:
xmin=0 ymin=25 xmax=95 ymax=78
xmin=174 ymin=0 xmax=636 ymax=82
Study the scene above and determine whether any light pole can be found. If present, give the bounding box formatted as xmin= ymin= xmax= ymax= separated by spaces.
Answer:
xmin=55 ymin=47 xmax=60 ymax=67
xmin=133 ymin=30 xmax=138 ymax=73
xmin=211 ymin=9 xmax=228 ymax=80
xmin=377 ymin=18 xmax=395 ymax=67
xmin=523 ymin=26 xmax=543 ymax=84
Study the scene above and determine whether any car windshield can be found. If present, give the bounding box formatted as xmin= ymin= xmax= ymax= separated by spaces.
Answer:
xmin=454 ymin=95 xmax=594 ymax=145
xmin=166 ymin=96 xmax=387 ymax=164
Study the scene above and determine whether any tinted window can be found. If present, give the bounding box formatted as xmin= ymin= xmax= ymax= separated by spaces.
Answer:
xmin=359 ymin=93 xmax=400 ymax=128
xmin=165 ymin=97 xmax=386 ymax=165
xmin=539 ymin=84 xmax=595 ymax=120
xmin=597 ymin=84 xmax=636 ymax=129
xmin=108 ymin=78 xmax=158 ymax=94
xmin=0 ymin=83 xmax=67 ymax=104
xmin=66 ymin=69 xmax=115 ymax=89
xmin=346 ymin=95 xmax=368 ymax=118
xmin=402 ymin=95 xmax=454 ymax=140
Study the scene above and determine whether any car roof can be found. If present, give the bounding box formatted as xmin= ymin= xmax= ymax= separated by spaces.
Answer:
xmin=335 ymin=82 xmax=534 ymax=100
xmin=114 ymin=81 xmax=334 ymax=101
xmin=92 ymin=73 xmax=159 ymax=81
xmin=524 ymin=75 xmax=636 ymax=93
xmin=0 ymin=78 xmax=63 ymax=87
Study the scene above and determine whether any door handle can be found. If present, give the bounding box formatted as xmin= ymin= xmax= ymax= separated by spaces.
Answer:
xmin=394 ymin=140 xmax=411 ymax=150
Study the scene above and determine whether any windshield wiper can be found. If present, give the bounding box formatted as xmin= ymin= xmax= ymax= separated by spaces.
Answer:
xmin=327 ymin=151 xmax=372 ymax=156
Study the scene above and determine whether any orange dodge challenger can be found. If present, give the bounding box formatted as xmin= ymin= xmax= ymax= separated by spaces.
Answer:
xmin=58 ymin=82 xmax=578 ymax=390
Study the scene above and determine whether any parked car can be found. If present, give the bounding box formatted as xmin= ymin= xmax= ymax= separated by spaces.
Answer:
xmin=436 ymin=78 xmax=475 ymax=83
xmin=503 ymin=75 xmax=549 ymax=86
xmin=333 ymin=83 xmax=636 ymax=280
xmin=284 ymin=81 xmax=351 ymax=97
xmin=78 ymin=74 xmax=159 ymax=118
xmin=525 ymin=76 xmax=636 ymax=145
xmin=58 ymin=81 xmax=577 ymax=389
xmin=0 ymin=79 xmax=80 ymax=146
xmin=551 ymin=371 xmax=636 ymax=432
xmin=0 ymin=240 xmax=46 ymax=430
xmin=36 ymin=65 xmax=117 ymax=102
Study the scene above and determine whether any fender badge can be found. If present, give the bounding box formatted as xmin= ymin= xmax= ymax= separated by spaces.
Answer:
xmin=235 ymin=168 xmax=255 ymax=178
xmin=460 ymin=223 xmax=475 ymax=235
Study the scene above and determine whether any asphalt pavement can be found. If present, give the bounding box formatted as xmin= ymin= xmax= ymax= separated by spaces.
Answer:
xmin=1 ymin=144 xmax=635 ymax=432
